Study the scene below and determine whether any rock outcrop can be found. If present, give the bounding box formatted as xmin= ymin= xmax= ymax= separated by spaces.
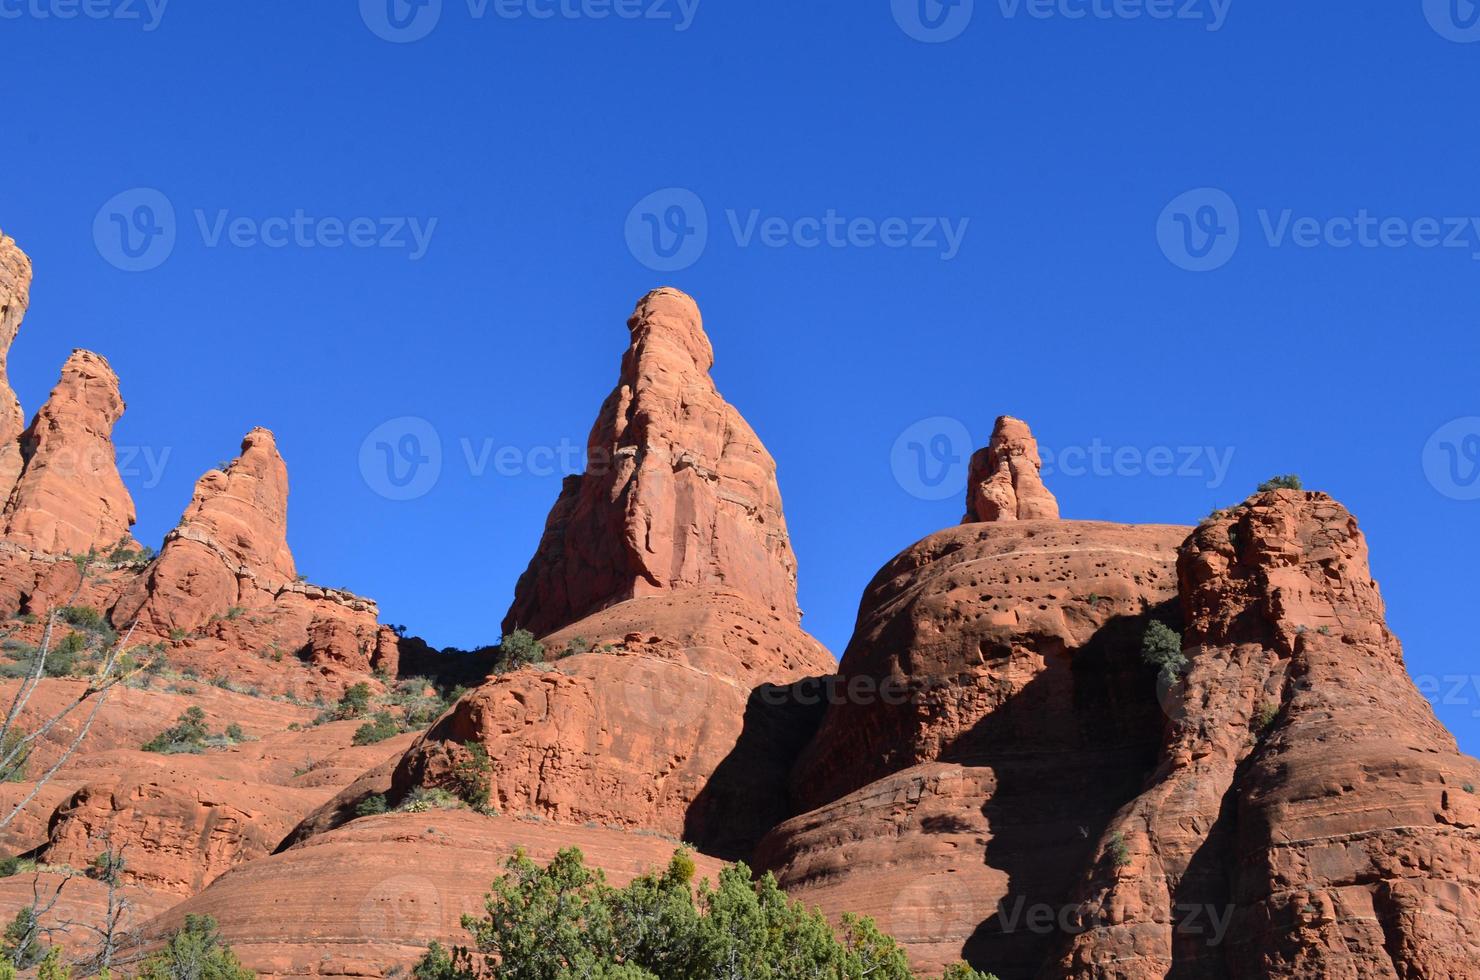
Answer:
xmin=0 ymin=231 xmax=30 ymax=501
xmin=503 ymin=288 xmax=802 ymax=638
xmin=117 ymin=428 xmax=295 ymax=637
xmin=356 ymin=290 xmax=834 ymax=883
xmin=963 ymin=416 xmax=1059 ymax=523
xmin=759 ymin=515 xmax=1188 ymax=976
xmin=1055 ymin=490 xmax=1480 ymax=978
xmin=139 ymin=812 xmax=728 ymax=979
xmin=2 ymin=350 xmax=137 ymax=556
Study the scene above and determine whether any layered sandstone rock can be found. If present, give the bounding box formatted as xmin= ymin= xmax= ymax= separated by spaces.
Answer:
xmin=109 ymin=430 xmax=395 ymax=697
xmin=139 ymin=811 xmax=727 ymax=979
xmin=0 ymin=230 xmax=31 ymax=500
xmin=116 ymin=429 xmax=294 ymax=638
xmin=2 ymin=350 xmax=137 ymax=556
xmin=503 ymin=288 xmax=801 ymax=638
xmin=364 ymin=291 xmax=833 ymax=873
xmin=388 ymin=589 xmax=831 ymax=860
xmin=1055 ymin=490 xmax=1480 ymax=979
xmin=760 ymin=517 xmax=1188 ymax=976
xmin=963 ymin=416 xmax=1059 ymax=524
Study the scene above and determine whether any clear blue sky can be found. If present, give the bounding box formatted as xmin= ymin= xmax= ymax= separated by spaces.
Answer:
xmin=3 ymin=2 xmax=1479 ymax=752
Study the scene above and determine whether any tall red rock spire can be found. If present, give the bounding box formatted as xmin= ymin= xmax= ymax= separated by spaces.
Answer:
xmin=116 ymin=428 xmax=296 ymax=636
xmin=0 ymin=230 xmax=31 ymax=501
xmin=504 ymin=287 xmax=801 ymax=637
xmin=2 ymin=349 xmax=137 ymax=555
xmin=963 ymin=415 xmax=1059 ymax=523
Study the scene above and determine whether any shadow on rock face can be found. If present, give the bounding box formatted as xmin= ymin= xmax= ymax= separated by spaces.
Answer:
xmin=958 ymin=608 xmax=1175 ymax=979
xmin=684 ymin=677 xmax=832 ymax=863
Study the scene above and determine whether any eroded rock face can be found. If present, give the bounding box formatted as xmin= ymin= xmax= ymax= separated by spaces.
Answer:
xmin=117 ymin=428 xmax=294 ymax=637
xmin=389 ymin=589 xmax=832 ymax=861
xmin=1055 ymin=491 xmax=1480 ymax=979
xmin=105 ymin=430 xmax=394 ymax=698
xmin=963 ymin=416 xmax=1059 ymax=524
xmin=0 ymin=231 xmax=31 ymax=500
xmin=2 ymin=350 xmax=137 ymax=556
xmin=138 ymin=811 xmax=728 ymax=979
xmin=760 ymin=518 xmax=1187 ymax=976
xmin=503 ymin=288 xmax=801 ymax=638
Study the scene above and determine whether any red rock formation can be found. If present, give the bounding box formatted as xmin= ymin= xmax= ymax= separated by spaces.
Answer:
xmin=376 ymin=292 xmax=834 ymax=867
xmin=759 ymin=517 xmax=1187 ymax=976
xmin=108 ymin=430 xmax=395 ymax=697
xmin=2 ymin=350 xmax=137 ymax=556
xmin=389 ymin=589 xmax=831 ymax=859
xmin=116 ymin=429 xmax=293 ymax=638
xmin=139 ymin=811 xmax=727 ymax=979
xmin=963 ymin=416 xmax=1059 ymax=523
xmin=1055 ymin=490 xmax=1480 ymax=979
xmin=503 ymin=288 xmax=801 ymax=638
xmin=0 ymin=230 xmax=30 ymax=501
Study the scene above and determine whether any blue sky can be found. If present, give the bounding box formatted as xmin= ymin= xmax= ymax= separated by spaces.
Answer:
xmin=2 ymin=1 xmax=1479 ymax=751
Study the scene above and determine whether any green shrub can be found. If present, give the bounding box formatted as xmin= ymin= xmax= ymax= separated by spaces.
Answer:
xmin=1252 ymin=702 xmax=1279 ymax=732
xmin=355 ymin=794 xmax=388 ymax=817
xmin=1258 ymin=474 xmax=1303 ymax=493
xmin=135 ymin=914 xmax=253 ymax=980
xmin=1107 ymin=832 xmax=1132 ymax=869
xmin=0 ymin=857 xmax=34 ymax=879
xmin=413 ymin=847 xmax=993 ymax=980
xmin=494 ymin=629 xmax=545 ymax=675
xmin=143 ymin=707 xmax=211 ymax=754
xmin=449 ymin=742 xmax=492 ymax=811
xmin=352 ymin=712 xmax=400 ymax=746
xmin=2 ymin=906 xmax=42 ymax=969
xmin=0 ymin=729 xmax=28 ymax=784
xmin=59 ymin=606 xmax=105 ymax=631
xmin=559 ymin=636 xmax=591 ymax=659
xmin=1141 ymin=621 xmax=1187 ymax=684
